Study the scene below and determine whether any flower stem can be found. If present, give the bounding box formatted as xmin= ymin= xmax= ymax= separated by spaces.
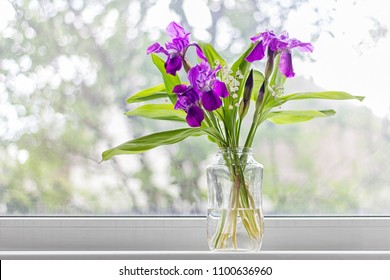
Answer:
xmin=244 ymin=50 xmax=275 ymax=148
xmin=211 ymin=148 xmax=262 ymax=250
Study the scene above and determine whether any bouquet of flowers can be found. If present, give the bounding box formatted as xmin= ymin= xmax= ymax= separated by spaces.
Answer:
xmin=102 ymin=22 xmax=363 ymax=250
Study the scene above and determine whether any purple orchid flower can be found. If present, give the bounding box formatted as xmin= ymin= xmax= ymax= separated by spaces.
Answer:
xmin=188 ymin=62 xmax=228 ymax=111
xmin=173 ymin=84 xmax=204 ymax=127
xmin=246 ymin=30 xmax=314 ymax=78
xmin=173 ymin=62 xmax=228 ymax=127
xmin=147 ymin=21 xmax=207 ymax=76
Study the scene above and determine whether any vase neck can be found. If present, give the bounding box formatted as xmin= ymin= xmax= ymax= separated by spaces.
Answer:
xmin=217 ymin=147 xmax=252 ymax=156
xmin=216 ymin=147 xmax=254 ymax=165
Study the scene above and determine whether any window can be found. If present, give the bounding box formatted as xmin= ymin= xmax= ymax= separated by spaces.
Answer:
xmin=1 ymin=0 xmax=389 ymax=216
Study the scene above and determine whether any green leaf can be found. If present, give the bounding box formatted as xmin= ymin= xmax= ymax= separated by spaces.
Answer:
xmin=125 ymin=104 xmax=186 ymax=122
xmin=101 ymin=128 xmax=207 ymax=161
xmin=221 ymin=43 xmax=255 ymax=129
xmin=231 ymin=43 xmax=255 ymax=76
xmin=151 ymin=53 xmax=181 ymax=104
xmin=280 ymin=91 xmax=365 ymax=104
xmin=266 ymin=109 xmax=336 ymax=124
xmin=231 ymin=43 xmax=256 ymax=101
xmin=251 ymin=70 xmax=265 ymax=101
xmin=262 ymin=54 xmax=287 ymax=109
xmin=269 ymin=54 xmax=286 ymax=87
xmin=201 ymin=126 xmax=227 ymax=145
xmin=198 ymin=43 xmax=227 ymax=67
xmin=126 ymin=84 xmax=168 ymax=104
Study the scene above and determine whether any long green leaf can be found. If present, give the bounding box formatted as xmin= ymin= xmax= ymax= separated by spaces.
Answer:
xmin=230 ymin=43 xmax=256 ymax=108
xmin=262 ymin=55 xmax=286 ymax=109
xmin=151 ymin=53 xmax=181 ymax=104
xmin=280 ymin=91 xmax=365 ymax=103
xmin=201 ymin=126 xmax=227 ymax=146
xmin=222 ymin=44 xmax=256 ymax=132
xmin=127 ymin=84 xmax=168 ymax=104
xmin=125 ymin=104 xmax=186 ymax=122
xmin=198 ymin=43 xmax=227 ymax=67
xmin=101 ymin=128 xmax=206 ymax=161
xmin=269 ymin=54 xmax=286 ymax=87
xmin=251 ymin=70 xmax=265 ymax=101
xmin=231 ymin=43 xmax=255 ymax=76
xmin=266 ymin=109 xmax=336 ymax=124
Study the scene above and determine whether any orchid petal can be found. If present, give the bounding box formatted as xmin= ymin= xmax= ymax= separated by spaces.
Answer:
xmin=260 ymin=30 xmax=277 ymax=45
xmin=146 ymin=42 xmax=169 ymax=55
xmin=166 ymin=21 xmax=189 ymax=39
xmin=174 ymin=86 xmax=200 ymax=111
xmin=279 ymin=31 xmax=289 ymax=40
xmin=167 ymin=37 xmax=189 ymax=52
xmin=186 ymin=87 xmax=201 ymax=104
xmin=188 ymin=66 xmax=200 ymax=87
xmin=186 ymin=105 xmax=204 ymax=127
xmin=189 ymin=43 xmax=208 ymax=61
xmin=279 ymin=51 xmax=295 ymax=78
xmin=268 ymin=38 xmax=288 ymax=51
xmin=250 ymin=33 xmax=262 ymax=42
xmin=202 ymin=90 xmax=222 ymax=111
xmin=173 ymin=84 xmax=189 ymax=94
xmin=213 ymin=80 xmax=229 ymax=98
xmin=174 ymin=98 xmax=186 ymax=110
xmin=287 ymin=38 xmax=313 ymax=52
xmin=245 ymin=41 xmax=266 ymax=62
xmin=296 ymin=42 xmax=314 ymax=52
xmin=165 ymin=54 xmax=183 ymax=76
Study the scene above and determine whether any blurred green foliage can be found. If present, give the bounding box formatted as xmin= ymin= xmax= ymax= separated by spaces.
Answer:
xmin=0 ymin=0 xmax=389 ymax=215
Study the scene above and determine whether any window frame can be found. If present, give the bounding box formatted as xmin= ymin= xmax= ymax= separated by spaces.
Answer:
xmin=1 ymin=216 xmax=390 ymax=259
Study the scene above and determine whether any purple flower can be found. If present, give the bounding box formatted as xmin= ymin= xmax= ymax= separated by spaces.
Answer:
xmin=172 ymin=62 xmax=228 ymax=127
xmin=173 ymin=84 xmax=204 ymax=127
xmin=147 ymin=22 xmax=207 ymax=76
xmin=188 ymin=62 xmax=228 ymax=111
xmin=246 ymin=30 xmax=314 ymax=78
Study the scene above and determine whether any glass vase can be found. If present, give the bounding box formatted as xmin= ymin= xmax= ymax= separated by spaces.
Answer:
xmin=206 ymin=147 xmax=264 ymax=252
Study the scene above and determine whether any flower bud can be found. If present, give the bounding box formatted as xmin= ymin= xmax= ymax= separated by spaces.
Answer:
xmin=239 ymin=69 xmax=254 ymax=119
xmin=183 ymin=57 xmax=192 ymax=73
xmin=255 ymin=82 xmax=265 ymax=110
xmin=264 ymin=48 xmax=275 ymax=79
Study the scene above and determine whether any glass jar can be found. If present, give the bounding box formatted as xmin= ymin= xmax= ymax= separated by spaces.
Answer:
xmin=206 ymin=147 xmax=264 ymax=251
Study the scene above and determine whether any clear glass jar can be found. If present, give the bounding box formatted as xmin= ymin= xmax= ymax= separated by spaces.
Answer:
xmin=206 ymin=147 xmax=264 ymax=251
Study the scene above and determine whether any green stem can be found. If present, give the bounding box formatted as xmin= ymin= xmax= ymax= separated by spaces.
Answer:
xmin=244 ymin=50 xmax=276 ymax=148
xmin=212 ymin=148 xmax=262 ymax=250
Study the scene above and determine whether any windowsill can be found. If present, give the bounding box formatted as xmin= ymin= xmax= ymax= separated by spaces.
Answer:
xmin=2 ymin=250 xmax=390 ymax=260
xmin=1 ymin=217 xmax=390 ymax=259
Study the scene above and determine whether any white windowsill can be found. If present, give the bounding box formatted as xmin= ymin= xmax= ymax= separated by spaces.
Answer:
xmin=2 ymin=251 xmax=390 ymax=260
xmin=1 ymin=217 xmax=390 ymax=259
